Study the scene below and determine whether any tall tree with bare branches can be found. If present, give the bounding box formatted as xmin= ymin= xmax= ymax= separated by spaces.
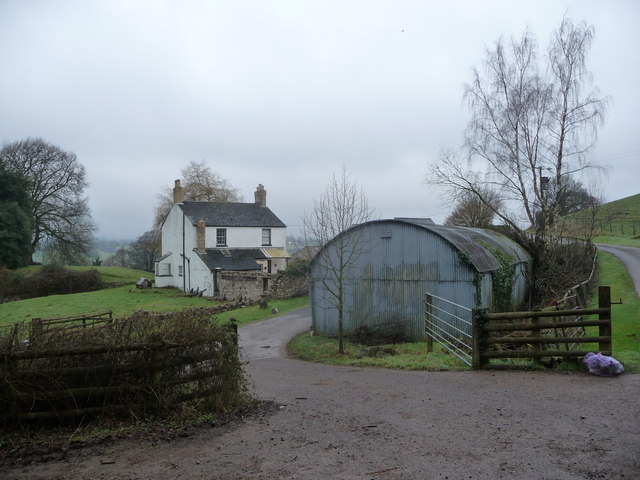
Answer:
xmin=154 ymin=160 xmax=241 ymax=227
xmin=427 ymin=17 xmax=607 ymax=259
xmin=304 ymin=166 xmax=374 ymax=354
xmin=0 ymin=137 xmax=96 ymax=264
xmin=444 ymin=188 xmax=501 ymax=228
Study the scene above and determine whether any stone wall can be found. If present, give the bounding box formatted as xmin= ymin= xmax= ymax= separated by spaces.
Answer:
xmin=217 ymin=270 xmax=308 ymax=301
xmin=219 ymin=271 xmax=268 ymax=302
xmin=269 ymin=272 xmax=309 ymax=300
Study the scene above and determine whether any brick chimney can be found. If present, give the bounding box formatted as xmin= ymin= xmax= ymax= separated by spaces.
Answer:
xmin=173 ymin=179 xmax=184 ymax=204
xmin=197 ymin=219 xmax=206 ymax=254
xmin=254 ymin=184 xmax=267 ymax=207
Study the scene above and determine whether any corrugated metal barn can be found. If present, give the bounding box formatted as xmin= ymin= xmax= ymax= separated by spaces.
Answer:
xmin=309 ymin=218 xmax=531 ymax=340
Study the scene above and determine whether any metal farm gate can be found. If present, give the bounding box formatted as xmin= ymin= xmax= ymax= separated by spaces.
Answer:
xmin=424 ymin=292 xmax=473 ymax=366
xmin=425 ymin=286 xmax=614 ymax=370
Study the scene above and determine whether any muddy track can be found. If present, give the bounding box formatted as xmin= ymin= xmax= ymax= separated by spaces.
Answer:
xmin=5 ymin=307 xmax=640 ymax=479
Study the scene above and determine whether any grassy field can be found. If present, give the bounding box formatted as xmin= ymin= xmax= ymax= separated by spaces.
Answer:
xmin=563 ymin=193 xmax=640 ymax=247
xmin=0 ymin=275 xmax=310 ymax=328
xmin=13 ymin=265 xmax=154 ymax=285
xmin=0 ymin=286 xmax=217 ymax=326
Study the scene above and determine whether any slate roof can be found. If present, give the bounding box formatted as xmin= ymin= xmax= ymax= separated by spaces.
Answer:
xmin=196 ymin=248 xmax=266 ymax=271
xmin=178 ymin=202 xmax=286 ymax=228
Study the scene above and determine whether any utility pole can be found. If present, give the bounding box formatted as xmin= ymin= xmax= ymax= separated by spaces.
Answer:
xmin=537 ymin=166 xmax=550 ymax=241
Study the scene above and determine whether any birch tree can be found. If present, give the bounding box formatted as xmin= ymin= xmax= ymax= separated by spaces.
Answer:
xmin=427 ymin=17 xmax=607 ymax=259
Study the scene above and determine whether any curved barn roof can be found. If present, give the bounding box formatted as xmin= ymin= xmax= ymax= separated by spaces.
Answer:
xmin=399 ymin=220 xmax=530 ymax=272
xmin=314 ymin=218 xmax=530 ymax=273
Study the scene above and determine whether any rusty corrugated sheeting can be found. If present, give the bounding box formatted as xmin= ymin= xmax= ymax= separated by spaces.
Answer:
xmin=309 ymin=219 xmax=531 ymax=341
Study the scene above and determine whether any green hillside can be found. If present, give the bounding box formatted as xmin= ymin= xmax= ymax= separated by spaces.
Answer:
xmin=563 ymin=193 xmax=640 ymax=247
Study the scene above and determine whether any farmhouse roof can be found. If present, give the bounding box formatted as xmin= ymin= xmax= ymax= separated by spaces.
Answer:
xmin=178 ymin=201 xmax=286 ymax=228
xmin=195 ymin=248 xmax=266 ymax=271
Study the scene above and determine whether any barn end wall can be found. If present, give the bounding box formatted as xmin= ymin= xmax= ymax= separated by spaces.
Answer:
xmin=310 ymin=220 xmax=530 ymax=341
xmin=310 ymin=222 xmax=479 ymax=341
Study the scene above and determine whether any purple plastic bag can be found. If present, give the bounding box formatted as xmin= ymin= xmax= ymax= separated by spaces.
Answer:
xmin=583 ymin=352 xmax=624 ymax=376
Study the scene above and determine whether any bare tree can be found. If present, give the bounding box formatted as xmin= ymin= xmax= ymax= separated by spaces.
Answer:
xmin=104 ymin=247 xmax=129 ymax=268
xmin=304 ymin=166 xmax=374 ymax=354
xmin=549 ymin=177 xmax=599 ymax=217
xmin=444 ymin=188 xmax=501 ymax=227
xmin=427 ymin=17 xmax=607 ymax=259
xmin=154 ymin=161 xmax=241 ymax=227
xmin=0 ymin=137 xmax=96 ymax=263
xmin=127 ymin=229 xmax=161 ymax=272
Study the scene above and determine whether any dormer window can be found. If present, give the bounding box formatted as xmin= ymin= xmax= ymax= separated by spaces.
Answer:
xmin=262 ymin=228 xmax=271 ymax=246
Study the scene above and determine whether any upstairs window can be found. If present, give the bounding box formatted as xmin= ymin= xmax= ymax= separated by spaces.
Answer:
xmin=216 ymin=228 xmax=227 ymax=246
xmin=262 ymin=228 xmax=272 ymax=246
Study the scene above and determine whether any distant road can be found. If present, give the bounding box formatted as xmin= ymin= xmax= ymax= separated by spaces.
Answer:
xmin=596 ymin=244 xmax=640 ymax=296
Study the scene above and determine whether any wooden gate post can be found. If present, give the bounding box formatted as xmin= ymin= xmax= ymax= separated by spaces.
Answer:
xmin=425 ymin=294 xmax=433 ymax=353
xmin=471 ymin=309 xmax=485 ymax=370
xmin=598 ymin=286 xmax=612 ymax=354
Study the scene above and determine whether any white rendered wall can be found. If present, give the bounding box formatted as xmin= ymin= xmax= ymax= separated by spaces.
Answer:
xmin=204 ymin=226 xmax=286 ymax=248
xmin=156 ymin=205 xmax=198 ymax=290
xmin=188 ymin=254 xmax=214 ymax=295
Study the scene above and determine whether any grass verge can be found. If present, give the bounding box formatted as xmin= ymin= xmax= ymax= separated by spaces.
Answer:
xmin=593 ymin=236 xmax=640 ymax=248
xmin=214 ymin=297 xmax=309 ymax=327
xmin=589 ymin=251 xmax=640 ymax=373
xmin=288 ymin=334 xmax=468 ymax=371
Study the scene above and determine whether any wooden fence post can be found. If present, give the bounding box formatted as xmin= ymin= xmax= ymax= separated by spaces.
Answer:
xmin=598 ymin=286 xmax=612 ymax=354
xmin=471 ymin=309 xmax=484 ymax=370
xmin=150 ymin=345 xmax=163 ymax=385
xmin=29 ymin=318 xmax=43 ymax=344
xmin=425 ymin=294 xmax=433 ymax=353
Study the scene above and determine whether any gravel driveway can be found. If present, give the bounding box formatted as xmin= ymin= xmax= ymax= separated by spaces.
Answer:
xmin=6 ymin=307 xmax=640 ymax=479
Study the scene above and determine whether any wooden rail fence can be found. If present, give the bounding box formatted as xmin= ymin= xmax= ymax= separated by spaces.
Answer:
xmin=0 ymin=313 xmax=240 ymax=423
xmin=472 ymin=286 xmax=613 ymax=369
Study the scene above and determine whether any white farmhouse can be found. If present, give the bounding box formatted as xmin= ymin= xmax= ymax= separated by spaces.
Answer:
xmin=155 ymin=181 xmax=290 ymax=299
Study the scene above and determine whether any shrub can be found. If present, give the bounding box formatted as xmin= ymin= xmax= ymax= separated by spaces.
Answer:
xmin=4 ymin=264 xmax=104 ymax=300
xmin=533 ymin=242 xmax=597 ymax=306
xmin=281 ymin=258 xmax=311 ymax=277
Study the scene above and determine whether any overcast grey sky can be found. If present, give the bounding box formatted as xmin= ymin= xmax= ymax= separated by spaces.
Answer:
xmin=1 ymin=0 xmax=638 ymax=240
